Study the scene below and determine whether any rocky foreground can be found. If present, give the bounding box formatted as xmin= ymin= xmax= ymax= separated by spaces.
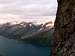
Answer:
xmin=51 ymin=0 xmax=75 ymax=56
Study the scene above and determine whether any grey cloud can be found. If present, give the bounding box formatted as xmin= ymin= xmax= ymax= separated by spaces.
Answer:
xmin=0 ymin=0 xmax=57 ymax=16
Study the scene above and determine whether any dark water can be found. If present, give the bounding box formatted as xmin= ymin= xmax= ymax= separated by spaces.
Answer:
xmin=0 ymin=36 xmax=49 ymax=56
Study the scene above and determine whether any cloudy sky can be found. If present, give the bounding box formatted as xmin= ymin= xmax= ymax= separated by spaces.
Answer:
xmin=0 ymin=0 xmax=57 ymax=24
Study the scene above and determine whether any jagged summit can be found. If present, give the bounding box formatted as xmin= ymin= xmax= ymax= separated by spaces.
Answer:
xmin=0 ymin=21 xmax=54 ymax=46
xmin=0 ymin=21 xmax=54 ymax=37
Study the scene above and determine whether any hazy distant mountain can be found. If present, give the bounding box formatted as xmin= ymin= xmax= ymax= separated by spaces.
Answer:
xmin=0 ymin=21 xmax=54 ymax=46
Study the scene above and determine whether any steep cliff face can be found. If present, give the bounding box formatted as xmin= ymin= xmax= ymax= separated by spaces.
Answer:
xmin=51 ymin=0 xmax=75 ymax=56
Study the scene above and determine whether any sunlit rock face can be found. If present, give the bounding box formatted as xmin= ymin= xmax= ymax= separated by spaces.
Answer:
xmin=51 ymin=0 xmax=75 ymax=56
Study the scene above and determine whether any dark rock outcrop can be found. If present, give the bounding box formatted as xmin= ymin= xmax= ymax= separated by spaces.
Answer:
xmin=51 ymin=0 xmax=75 ymax=56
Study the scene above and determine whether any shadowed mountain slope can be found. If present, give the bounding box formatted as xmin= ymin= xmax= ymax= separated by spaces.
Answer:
xmin=0 ymin=21 xmax=54 ymax=46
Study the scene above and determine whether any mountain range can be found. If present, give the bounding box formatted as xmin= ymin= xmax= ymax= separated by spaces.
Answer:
xmin=0 ymin=21 xmax=54 ymax=46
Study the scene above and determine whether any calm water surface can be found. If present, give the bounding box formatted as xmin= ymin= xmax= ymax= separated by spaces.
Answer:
xmin=0 ymin=36 xmax=49 ymax=56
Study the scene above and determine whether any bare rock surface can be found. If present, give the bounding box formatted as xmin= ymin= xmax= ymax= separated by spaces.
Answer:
xmin=51 ymin=0 xmax=75 ymax=56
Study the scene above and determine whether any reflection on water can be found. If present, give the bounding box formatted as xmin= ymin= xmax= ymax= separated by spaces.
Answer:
xmin=0 ymin=36 xmax=49 ymax=56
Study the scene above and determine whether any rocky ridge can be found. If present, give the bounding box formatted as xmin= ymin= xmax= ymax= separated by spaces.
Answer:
xmin=0 ymin=21 xmax=54 ymax=46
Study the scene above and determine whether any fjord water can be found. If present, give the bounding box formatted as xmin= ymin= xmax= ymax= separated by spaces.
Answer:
xmin=0 ymin=36 xmax=49 ymax=56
